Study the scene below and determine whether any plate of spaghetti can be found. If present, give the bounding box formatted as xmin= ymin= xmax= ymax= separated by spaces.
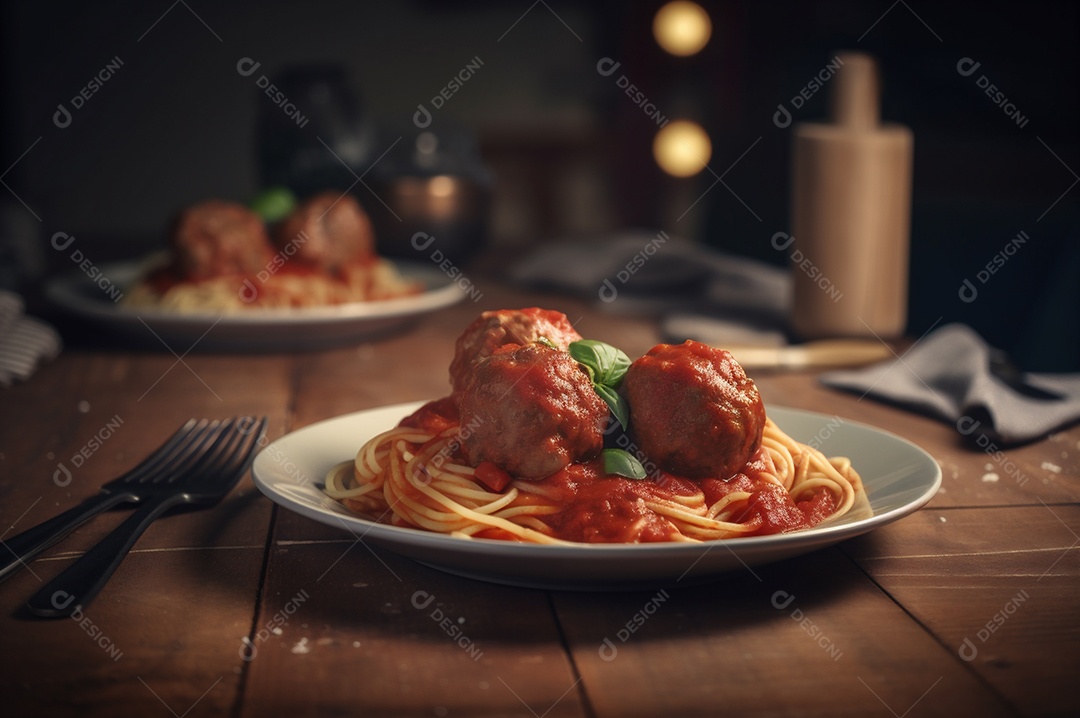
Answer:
xmin=252 ymin=308 xmax=941 ymax=589
xmin=44 ymin=192 xmax=465 ymax=350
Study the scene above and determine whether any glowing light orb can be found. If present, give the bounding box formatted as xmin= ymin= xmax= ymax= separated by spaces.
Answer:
xmin=653 ymin=120 xmax=712 ymax=177
xmin=653 ymin=1 xmax=712 ymax=57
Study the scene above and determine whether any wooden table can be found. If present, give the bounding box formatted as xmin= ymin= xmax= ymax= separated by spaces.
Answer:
xmin=1 ymin=281 xmax=1076 ymax=717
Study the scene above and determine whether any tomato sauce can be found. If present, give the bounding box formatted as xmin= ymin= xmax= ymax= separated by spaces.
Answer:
xmin=512 ymin=452 xmax=833 ymax=543
xmin=502 ymin=460 xmax=702 ymax=543
xmin=399 ymin=406 xmax=835 ymax=543
xmin=401 ymin=397 xmax=460 ymax=435
xmin=698 ymin=446 xmax=837 ymax=537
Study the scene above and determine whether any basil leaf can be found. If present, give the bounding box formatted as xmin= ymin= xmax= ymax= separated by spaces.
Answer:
xmin=577 ymin=361 xmax=596 ymax=383
xmin=536 ymin=336 xmax=558 ymax=350
xmin=568 ymin=340 xmax=602 ymax=377
xmin=602 ymin=449 xmax=647 ymax=480
xmin=250 ymin=187 xmax=297 ymax=223
xmin=568 ymin=340 xmax=631 ymax=388
xmin=594 ymin=384 xmax=629 ymax=430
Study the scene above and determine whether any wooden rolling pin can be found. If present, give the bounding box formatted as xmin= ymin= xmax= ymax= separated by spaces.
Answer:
xmin=790 ymin=52 xmax=913 ymax=340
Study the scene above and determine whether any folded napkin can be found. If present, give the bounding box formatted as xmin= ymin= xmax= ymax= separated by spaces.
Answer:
xmin=0 ymin=290 xmax=62 ymax=386
xmin=822 ymin=323 xmax=1080 ymax=445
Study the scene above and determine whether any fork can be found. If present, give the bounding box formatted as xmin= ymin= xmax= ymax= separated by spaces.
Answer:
xmin=25 ymin=416 xmax=267 ymax=618
xmin=0 ymin=419 xmax=213 ymax=582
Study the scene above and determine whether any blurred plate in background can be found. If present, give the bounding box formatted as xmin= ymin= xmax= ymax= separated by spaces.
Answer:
xmin=44 ymin=260 xmax=463 ymax=352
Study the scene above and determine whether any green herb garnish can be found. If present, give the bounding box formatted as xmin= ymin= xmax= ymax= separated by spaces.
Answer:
xmin=602 ymin=448 xmax=647 ymax=480
xmin=250 ymin=187 xmax=297 ymax=223
xmin=593 ymin=384 xmax=629 ymax=431
xmin=569 ymin=340 xmax=631 ymax=387
xmin=569 ymin=339 xmax=633 ymax=430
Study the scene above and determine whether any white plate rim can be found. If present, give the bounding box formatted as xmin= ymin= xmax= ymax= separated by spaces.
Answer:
xmin=43 ymin=259 xmax=465 ymax=328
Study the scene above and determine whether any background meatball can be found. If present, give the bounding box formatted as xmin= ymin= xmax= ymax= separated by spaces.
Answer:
xmin=624 ymin=340 xmax=766 ymax=480
xmin=170 ymin=200 xmax=271 ymax=280
xmin=459 ymin=344 xmax=607 ymax=479
xmin=274 ymin=192 xmax=374 ymax=271
xmin=449 ymin=308 xmax=581 ymax=394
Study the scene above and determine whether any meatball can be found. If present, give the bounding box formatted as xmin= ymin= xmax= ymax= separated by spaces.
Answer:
xmin=274 ymin=192 xmax=374 ymax=271
xmin=458 ymin=344 xmax=607 ymax=480
xmin=624 ymin=340 xmax=765 ymax=480
xmin=399 ymin=396 xmax=460 ymax=435
xmin=170 ymin=200 xmax=271 ymax=280
xmin=449 ymin=308 xmax=582 ymax=394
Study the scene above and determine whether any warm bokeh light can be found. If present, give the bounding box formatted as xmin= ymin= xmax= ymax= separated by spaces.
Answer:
xmin=653 ymin=1 xmax=712 ymax=57
xmin=429 ymin=175 xmax=455 ymax=197
xmin=653 ymin=120 xmax=712 ymax=177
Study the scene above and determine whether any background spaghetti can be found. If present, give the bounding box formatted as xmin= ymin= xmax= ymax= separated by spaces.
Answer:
xmin=124 ymin=258 xmax=420 ymax=313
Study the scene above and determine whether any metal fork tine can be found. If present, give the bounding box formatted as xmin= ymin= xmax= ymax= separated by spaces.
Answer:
xmin=203 ymin=418 xmax=265 ymax=490
xmin=215 ymin=417 xmax=263 ymax=477
xmin=144 ymin=420 xmax=225 ymax=485
xmin=132 ymin=420 xmax=216 ymax=485
xmin=233 ymin=417 xmax=268 ymax=473
xmin=182 ymin=417 xmax=263 ymax=488
xmin=211 ymin=420 xmax=247 ymax=467
xmin=214 ymin=417 xmax=266 ymax=480
xmin=180 ymin=419 xmax=242 ymax=481
xmin=237 ymin=417 xmax=268 ymax=460
xmin=117 ymin=419 xmax=202 ymax=484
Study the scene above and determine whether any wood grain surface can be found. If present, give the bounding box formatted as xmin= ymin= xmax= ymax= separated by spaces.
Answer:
xmin=0 ymin=282 xmax=1076 ymax=717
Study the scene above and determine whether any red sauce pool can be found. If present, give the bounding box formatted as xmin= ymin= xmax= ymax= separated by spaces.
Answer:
xmin=470 ymin=449 xmax=833 ymax=543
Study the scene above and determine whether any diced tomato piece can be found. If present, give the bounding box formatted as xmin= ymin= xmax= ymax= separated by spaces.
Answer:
xmin=474 ymin=461 xmax=513 ymax=493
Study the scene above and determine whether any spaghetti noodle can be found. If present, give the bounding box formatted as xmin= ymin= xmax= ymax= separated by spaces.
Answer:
xmin=325 ymin=416 xmax=864 ymax=544
xmin=124 ymin=257 xmax=420 ymax=313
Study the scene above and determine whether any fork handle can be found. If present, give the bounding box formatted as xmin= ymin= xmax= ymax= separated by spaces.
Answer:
xmin=25 ymin=492 xmax=182 ymax=618
xmin=0 ymin=492 xmax=136 ymax=583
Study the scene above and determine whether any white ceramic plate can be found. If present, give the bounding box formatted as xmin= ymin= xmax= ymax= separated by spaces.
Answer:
xmin=251 ymin=402 xmax=941 ymax=591
xmin=44 ymin=261 xmax=464 ymax=351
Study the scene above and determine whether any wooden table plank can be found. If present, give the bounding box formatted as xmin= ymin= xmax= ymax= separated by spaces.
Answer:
xmin=552 ymin=548 xmax=1013 ymax=717
xmin=0 ymin=547 xmax=265 ymax=717
xmin=238 ymin=541 xmax=585 ymax=718
xmin=845 ymin=505 xmax=1080 ymax=717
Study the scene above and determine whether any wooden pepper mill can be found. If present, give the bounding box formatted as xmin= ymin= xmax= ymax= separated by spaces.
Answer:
xmin=789 ymin=52 xmax=913 ymax=339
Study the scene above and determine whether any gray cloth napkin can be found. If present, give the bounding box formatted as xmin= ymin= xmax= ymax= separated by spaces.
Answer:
xmin=510 ymin=231 xmax=791 ymax=340
xmin=821 ymin=323 xmax=1080 ymax=445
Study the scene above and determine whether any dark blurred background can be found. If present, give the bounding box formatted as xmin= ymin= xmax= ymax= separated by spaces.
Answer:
xmin=1 ymin=0 xmax=1076 ymax=369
